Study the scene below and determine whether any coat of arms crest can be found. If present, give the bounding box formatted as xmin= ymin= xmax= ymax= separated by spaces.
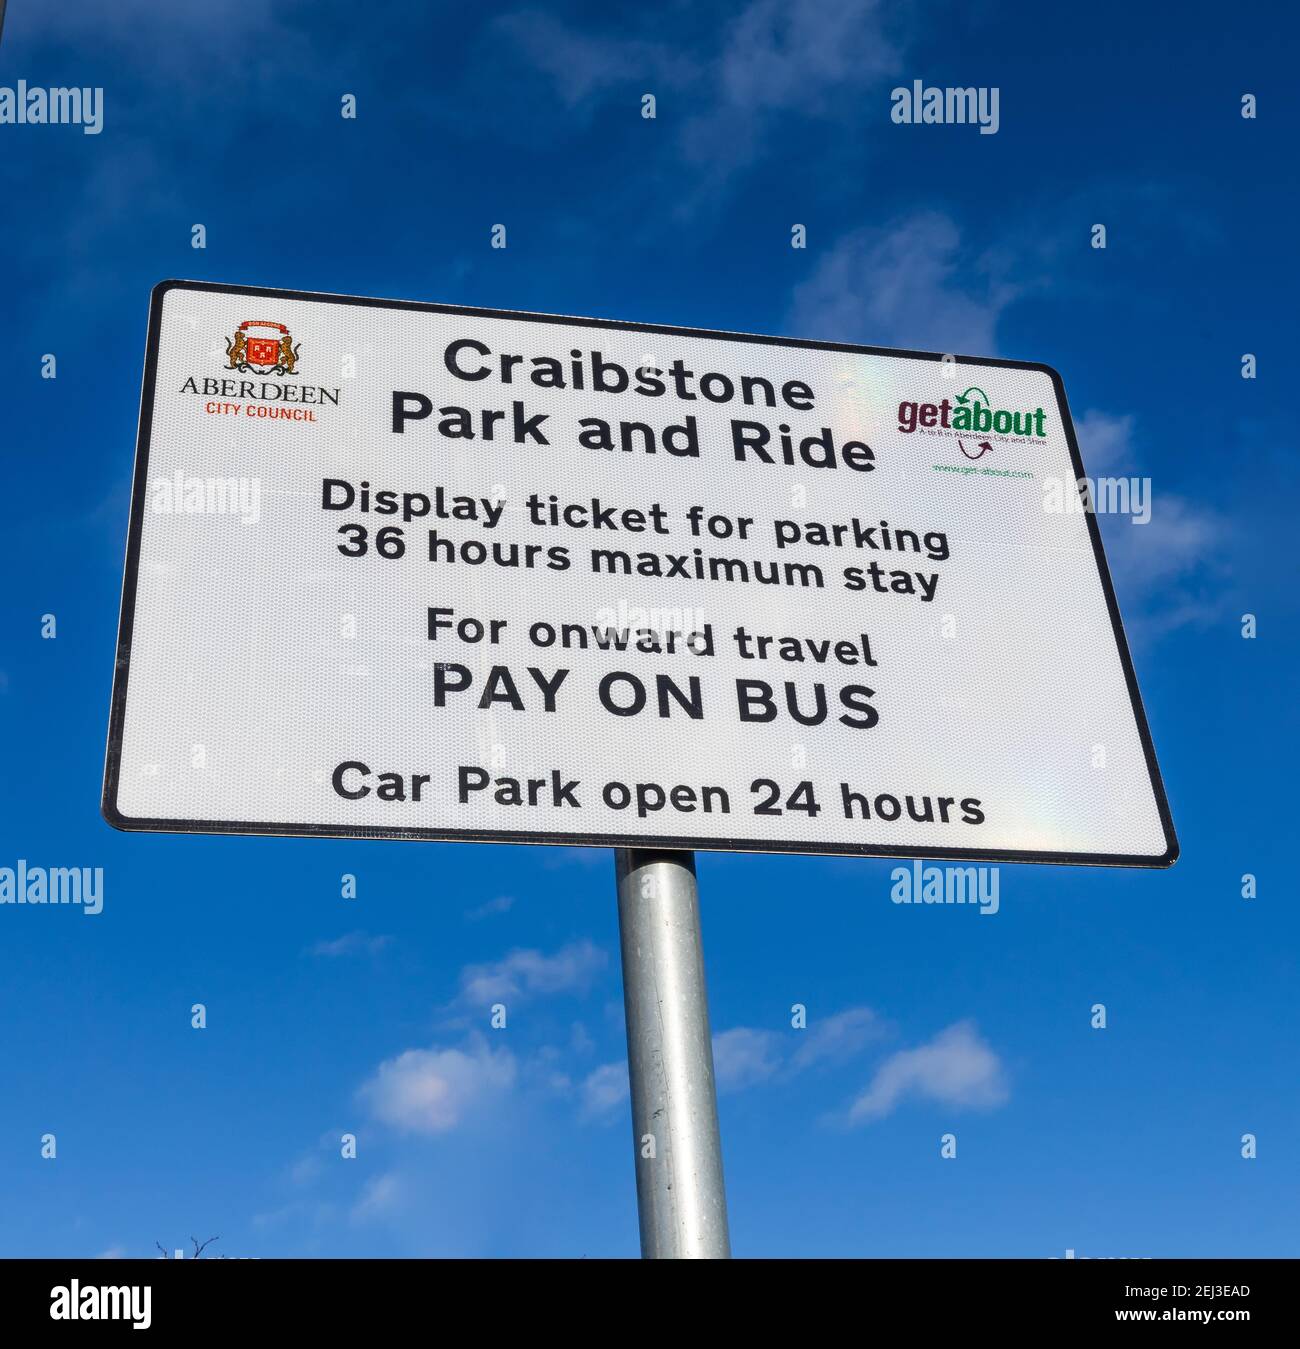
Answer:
xmin=225 ymin=320 xmax=301 ymax=375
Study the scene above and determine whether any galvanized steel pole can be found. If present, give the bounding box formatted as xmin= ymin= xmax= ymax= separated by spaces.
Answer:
xmin=615 ymin=848 xmax=731 ymax=1258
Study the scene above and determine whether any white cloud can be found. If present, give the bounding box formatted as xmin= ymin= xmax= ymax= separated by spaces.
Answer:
xmin=1102 ymin=492 xmax=1224 ymax=585
xmin=717 ymin=0 xmax=898 ymax=113
xmin=465 ymin=894 xmax=515 ymax=921
xmin=352 ymin=1173 xmax=403 ymax=1223
xmin=580 ymin=1062 xmax=630 ymax=1119
xmin=458 ymin=940 xmax=606 ymax=1006
xmin=289 ymin=1155 xmax=323 ymax=1188
xmin=848 ymin=1020 xmax=1008 ymax=1123
xmin=358 ymin=1039 xmax=517 ymax=1135
xmin=789 ymin=1006 xmax=884 ymax=1073
xmin=494 ymin=11 xmax=695 ymax=108
xmin=1074 ymin=410 xmax=1136 ymax=474
xmin=683 ymin=0 xmax=899 ymax=169
xmin=579 ymin=1005 xmax=989 ymax=1129
xmin=307 ymin=931 xmax=391 ymax=958
xmin=1074 ymin=411 xmax=1229 ymax=634
xmin=788 ymin=212 xmax=1013 ymax=354
xmin=711 ymin=1027 xmax=782 ymax=1092
xmin=499 ymin=0 xmax=901 ymax=185
xmin=671 ymin=1005 xmax=884 ymax=1101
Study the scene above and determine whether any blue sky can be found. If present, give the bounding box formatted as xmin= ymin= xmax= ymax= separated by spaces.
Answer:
xmin=0 ymin=0 xmax=1296 ymax=1257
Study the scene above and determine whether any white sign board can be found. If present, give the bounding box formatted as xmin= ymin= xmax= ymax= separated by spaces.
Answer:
xmin=103 ymin=281 xmax=1177 ymax=866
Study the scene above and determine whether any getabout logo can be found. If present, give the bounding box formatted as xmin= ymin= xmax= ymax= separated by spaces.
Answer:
xmin=898 ymin=387 xmax=1047 ymax=441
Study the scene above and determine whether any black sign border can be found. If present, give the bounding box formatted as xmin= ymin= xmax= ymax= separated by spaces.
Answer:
xmin=102 ymin=279 xmax=1179 ymax=868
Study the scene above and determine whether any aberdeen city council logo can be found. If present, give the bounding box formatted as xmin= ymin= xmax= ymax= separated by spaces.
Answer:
xmin=225 ymin=319 xmax=300 ymax=375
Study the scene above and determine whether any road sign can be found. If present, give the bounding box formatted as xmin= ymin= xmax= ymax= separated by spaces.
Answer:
xmin=103 ymin=280 xmax=1177 ymax=865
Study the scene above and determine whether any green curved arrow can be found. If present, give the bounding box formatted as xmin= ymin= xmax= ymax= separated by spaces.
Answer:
xmin=956 ymin=386 xmax=990 ymax=406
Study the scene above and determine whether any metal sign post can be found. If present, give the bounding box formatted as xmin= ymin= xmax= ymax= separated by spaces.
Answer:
xmin=616 ymin=849 xmax=730 ymax=1258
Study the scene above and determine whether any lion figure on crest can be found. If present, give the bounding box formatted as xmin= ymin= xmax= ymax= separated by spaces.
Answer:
xmin=225 ymin=330 xmax=247 ymax=370
xmin=278 ymin=334 xmax=299 ymax=374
